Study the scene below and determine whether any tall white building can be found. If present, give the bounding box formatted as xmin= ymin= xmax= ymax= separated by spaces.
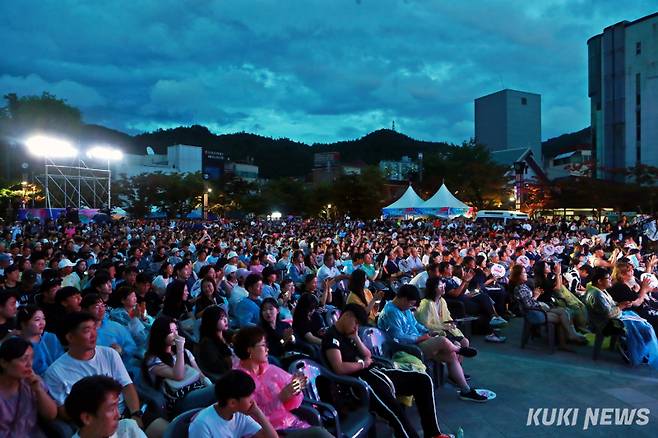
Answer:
xmin=588 ymin=12 xmax=658 ymax=181
xmin=474 ymin=89 xmax=542 ymax=161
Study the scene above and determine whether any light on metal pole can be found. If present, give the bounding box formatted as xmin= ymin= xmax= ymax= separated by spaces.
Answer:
xmin=87 ymin=146 xmax=123 ymax=209
xmin=26 ymin=135 xmax=79 ymax=213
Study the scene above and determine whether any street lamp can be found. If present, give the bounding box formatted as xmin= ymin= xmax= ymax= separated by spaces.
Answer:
xmin=26 ymin=135 xmax=78 ymax=158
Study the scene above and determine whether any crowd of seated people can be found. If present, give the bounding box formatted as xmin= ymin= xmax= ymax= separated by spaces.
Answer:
xmin=1 ymin=214 xmax=658 ymax=436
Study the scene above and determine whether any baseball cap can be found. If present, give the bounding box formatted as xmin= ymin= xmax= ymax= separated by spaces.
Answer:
xmin=58 ymin=259 xmax=76 ymax=269
xmin=227 ymin=251 xmax=238 ymax=259
xmin=236 ymin=268 xmax=250 ymax=280
xmin=224 ymin=264 xmax=238 ymax=276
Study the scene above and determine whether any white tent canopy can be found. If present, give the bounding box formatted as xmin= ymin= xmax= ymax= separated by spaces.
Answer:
xmin=381 ymin=185 xmax=425 ymax=216
xmin=419 ymin=183 xmax=472 ymax=218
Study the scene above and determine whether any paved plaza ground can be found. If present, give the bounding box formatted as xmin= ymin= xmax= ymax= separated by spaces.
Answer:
xmin=394 ymin=317 xmax=658 ymax=437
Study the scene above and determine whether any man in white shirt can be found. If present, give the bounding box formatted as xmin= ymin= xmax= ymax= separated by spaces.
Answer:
xmin=189 ymin=370 xmax=277 ymax=438
xmin=59 ymin=258 xmax=81 ymax=290
xmin=316 ymin=253 xmax=349 ymax=286
xmin=44 ymin=312 xmax=143 ymax=426
xmin=404 ymin=247 xmax=424 ymax=275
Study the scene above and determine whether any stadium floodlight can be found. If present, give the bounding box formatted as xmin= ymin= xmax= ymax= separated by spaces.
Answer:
xmin=26 ymin=135 xmax=78 ymax=158
xmin=86 ymin=145 xmax=123 ymax=161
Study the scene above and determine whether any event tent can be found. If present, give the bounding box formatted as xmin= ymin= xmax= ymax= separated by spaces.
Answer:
xmin=418 ymin=183 xmax=473 ymax=218
xmin=381 ymin=185 xmax=425 ymax=217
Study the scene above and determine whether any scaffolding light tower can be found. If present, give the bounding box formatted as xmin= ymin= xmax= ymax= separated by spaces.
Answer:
xmin=26 ymin=136 xmax=122 ymax=212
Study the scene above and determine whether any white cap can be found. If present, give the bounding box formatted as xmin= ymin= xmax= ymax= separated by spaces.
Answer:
xmin=227 ymin=251 xmax=238 ymax=259
xmin=224 ymin=264 xmax=238 ymax=276
xmin=58 ymin=258 xmax=76 ymax=269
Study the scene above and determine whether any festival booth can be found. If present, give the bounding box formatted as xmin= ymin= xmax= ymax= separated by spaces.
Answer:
xmin=418 ymin=183 xmax=474 ymax=218
xmin=381 ymin=185 xmax=425 ymax=217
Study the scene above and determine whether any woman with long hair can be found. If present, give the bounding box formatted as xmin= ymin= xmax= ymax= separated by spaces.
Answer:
xmin=15 ymin=306 xmax=64 ymax=375
xmin=609 ymin=260 xmax=658 ymax=332
xmin=152 ymin=262 xmax=174 ymax=298
xmin=345 ymin=269 xmax=382 ymax=325
xmin=233 ymin=326 xmax=332 ymax=437
xmin=533 ymin=260 xmax=588 ymax=331
xmin=194 ymin=278 xmax=228 ymax=318
xmin=0 ymin=337 xmax=57 ymax=437
xmin=162 ymin=280 xmax=193 ymax=320
xmin=197 ymin=306 xmax=233 ymax=378
xmin=259 ymin=298 xmax=295 ymax=358
xmin=143 ymin=316 xmax=209 ymax=417
xmin=509 ymin=264 xmax=586 ymax=350
xmin=292 ymin=293 xmax=326 ymax=345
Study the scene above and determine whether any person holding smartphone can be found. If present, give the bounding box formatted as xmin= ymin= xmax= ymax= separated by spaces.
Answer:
xmin=234 ymin=327 xmax=333 ymax=437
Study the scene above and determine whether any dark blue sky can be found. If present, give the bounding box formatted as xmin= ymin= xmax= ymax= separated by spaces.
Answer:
xmin=1 ymin=1 xmax=656 ymax=144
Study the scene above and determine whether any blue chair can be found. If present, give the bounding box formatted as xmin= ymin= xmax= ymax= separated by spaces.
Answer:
xmin=359 ymin=326 xmax=447 ymax=386
xmin=172 ymin=384 xmax=216 ymax=418
xmin=287 ymin=358 xmax=374 ymax=438
xmin=164 ymin=408 xmax=202 ymax=438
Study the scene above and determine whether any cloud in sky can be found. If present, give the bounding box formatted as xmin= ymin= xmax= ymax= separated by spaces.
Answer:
xmin=0 ymin=0 xmax=655 ymax=144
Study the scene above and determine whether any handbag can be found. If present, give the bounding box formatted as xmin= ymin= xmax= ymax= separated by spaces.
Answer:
xmin=162 ymin=364 xmax=207 ymax=415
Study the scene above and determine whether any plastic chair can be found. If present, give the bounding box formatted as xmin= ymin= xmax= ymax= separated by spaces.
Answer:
xmin=360 ymin=326 xmax=447 ymax=386
xmin=519 ymin=307 xmax=556 ymax=354
xmin=172 ymin=384 xmax=216 ymax=418
xmin=592 ymin=325 xmax=620 ymax=360
xmin=287 ymin=358 xmax=374 ymax=438
xmin=163 ymin=407 xmax=202 ymax=438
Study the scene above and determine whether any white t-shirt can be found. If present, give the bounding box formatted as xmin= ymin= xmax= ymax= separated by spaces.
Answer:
xmin=44 ymin=346 xmax=132 ymax=411
xmin=317 ymin=265 xmax=341 ymax=284
xmin=409 ymin=271 xmax=429 ymax=290
xmin=188 ymin=405 xmax=261 ymax=438
xmin=73 ymin=419 xmax=146 ymax=438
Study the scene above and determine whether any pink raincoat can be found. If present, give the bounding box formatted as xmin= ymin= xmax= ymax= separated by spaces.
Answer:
xmin=237 ymin=361 xmax=308 ymax=431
